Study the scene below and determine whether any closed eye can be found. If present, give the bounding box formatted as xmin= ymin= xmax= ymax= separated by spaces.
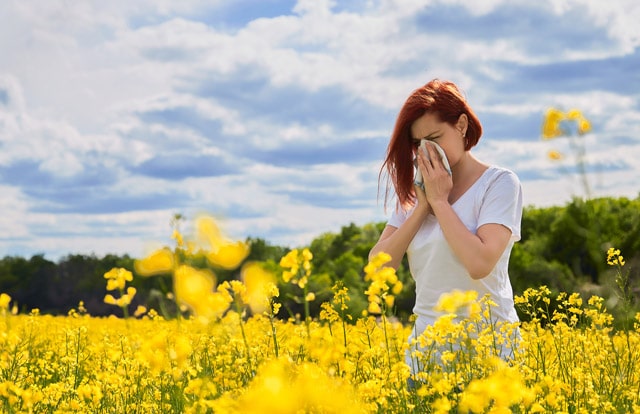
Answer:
xmin=412 ymin=136 xmax=440 ymax=148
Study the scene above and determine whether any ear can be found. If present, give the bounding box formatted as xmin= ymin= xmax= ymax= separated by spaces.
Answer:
xmin=456 ymin=114 xmax=468 ymax=135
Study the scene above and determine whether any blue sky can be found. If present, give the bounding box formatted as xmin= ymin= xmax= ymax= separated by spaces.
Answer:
xmin=0 ymin=0 xmax=639 ymax=260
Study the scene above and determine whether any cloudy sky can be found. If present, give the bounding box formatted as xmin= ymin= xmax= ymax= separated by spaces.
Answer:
xmin=1 ymin=0 xmax=639 ymax=261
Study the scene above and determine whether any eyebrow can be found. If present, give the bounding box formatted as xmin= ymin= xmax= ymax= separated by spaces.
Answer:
xmin=412 ymin=131 xmax=440 ymax=141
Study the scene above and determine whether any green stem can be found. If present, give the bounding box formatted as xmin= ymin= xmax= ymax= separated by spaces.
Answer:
xmin=381 ymin=305 xmax=391 ymax=372
xmin=235 ymin=301 xmax=253 ymax=375
xmin=303 ymin=285 xmax=311 ymax=337
xmin=269 ymin=310 xmax=279 ymax=358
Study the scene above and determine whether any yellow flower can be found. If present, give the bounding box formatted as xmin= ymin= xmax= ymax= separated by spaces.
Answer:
xmin=104 ymin=268 xmax=133 ymax=291
xmin=0 ymin=293 xmax=11 ymax=310
xmin=305 ymin=292 xmax=316 ymax=302
xmin=279 ymin=249 xmax=299 ymax=270
xmin=541 ymin=107 xmax=565 ymax=139
xmin=577 ymin=117 xmax=591 ymax=134
xmin=384 ymin=295 xmax=395 ymax=309
xmin=301 ymin=248 xmax=313 ymax=262
xmin=543 ymin=107 xmax=591 ymax=139
xmin=607 ymin=247 xmax=625 ymax=266
xmin=169 ymin=335 xmax=192 ymax=369
xmin=297 ymin=276 xmax=308 ymax=289
xmin=135 ymin=248 xmax=174 ymax=276
xmin=103 ymin=294 xmax=117 ymax=305
xmin=133 ymin=305 xmax=147 ymax=317
xmin=435 ymin=290 xmax=478 ymax=314
xmin=206 ymin=240 xmax=249 ymax=270
xmin=242 ymin=262 xmax=277 ymax=314
xmin=106 ymin=279 xmax=122 ymax=291
xmin=566 ymin=109 xmax=583 ymax=120
xmin=173 ymin=265 xmax=229 ymax=319
xmin=368 ymin=301 xmax=382 ymax=314
xmin=364 ymin=252 xmax=392 ymax=273
xmin=547 ymin=150 xmax=563 ymax=160
xmin=235 ymin=359 xmax=365 ymax=414
xmin=282 ymin=270 xmax=295 ymax=283
xmin=171 ymin=229 xmax=184 ymax=248
xmin=195 ymin=215 xmax=225 ymax=250
xmin=567 ymin=109 xmax=591 ymax=134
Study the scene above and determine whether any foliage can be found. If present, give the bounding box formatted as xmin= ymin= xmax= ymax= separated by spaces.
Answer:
xmin=0 ymin=196 xmax=639 ymax=320
xmin=0 ymin=246 xmax=639 ymax=412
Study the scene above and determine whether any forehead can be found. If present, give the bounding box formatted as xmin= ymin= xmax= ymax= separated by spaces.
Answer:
xmin=410 ymin=112 xmax=445 ymax=137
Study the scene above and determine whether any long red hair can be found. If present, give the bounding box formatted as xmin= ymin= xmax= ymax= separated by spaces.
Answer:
xmin=379 ymin=79 xmax=483 ymax=210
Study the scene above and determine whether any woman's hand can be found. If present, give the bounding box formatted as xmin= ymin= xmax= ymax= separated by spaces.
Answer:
xmin=416 ymin=142 xmax=453 ymax=206
xmin=413 ymin=172 xmax=430 ymax=215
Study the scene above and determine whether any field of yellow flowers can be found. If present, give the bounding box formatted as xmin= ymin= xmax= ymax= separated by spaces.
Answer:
xmin=1 ymin=216 xmax=639 ymax=413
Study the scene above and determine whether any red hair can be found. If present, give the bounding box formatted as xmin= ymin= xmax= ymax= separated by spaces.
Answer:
xmin=379 ymin=79 xmax=483 ymax=209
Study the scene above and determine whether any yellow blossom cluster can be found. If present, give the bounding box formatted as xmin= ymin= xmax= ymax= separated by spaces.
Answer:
xmin=103 ymin=267 xmax=136 ymax=309
xmin=1 ymin=282 xmax=639 ymax=413
xmin=279 ymin=248 xmax=313 ymax=288
xmin=132 ymin=214 xmax=253 ymax=322
xmin=1 ymin=216 xmax=638 ymax=413
xmin=607 ymin=247 xmax=625 ymax=266
xmin=364 ymin=252 xmax=403 ymax=314
xmin=542 ymin=108 xmax=591 ymax=139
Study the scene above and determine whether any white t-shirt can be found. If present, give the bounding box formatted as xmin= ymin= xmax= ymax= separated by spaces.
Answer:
xmin=388 ymin=165 xmax=523 ymax=328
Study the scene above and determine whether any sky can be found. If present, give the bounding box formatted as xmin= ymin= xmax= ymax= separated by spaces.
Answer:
xmin=1 ymin=0 xmax=639 ymax=261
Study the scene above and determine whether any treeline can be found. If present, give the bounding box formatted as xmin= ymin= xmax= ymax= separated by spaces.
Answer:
xmin=1 ymin=196 xmax=639 ymax=322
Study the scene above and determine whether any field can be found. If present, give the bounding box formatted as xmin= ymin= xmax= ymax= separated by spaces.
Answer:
xmin=0 ymin=219 xmax=639 ymax=413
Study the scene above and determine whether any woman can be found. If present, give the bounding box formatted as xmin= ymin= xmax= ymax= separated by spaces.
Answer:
xmin=369 ymin=79 xmax=523 ymax=374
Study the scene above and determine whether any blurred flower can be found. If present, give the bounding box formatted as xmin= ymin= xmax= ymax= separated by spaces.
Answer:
xmin=174 ymin=265 xmax=229 ymax=320
xmin=541 ymin=107 xmax=565 ymax=139
xmin=435 ymin=290 xmax=479 ymax=315
xmin=103 ymin=294 xmax=117 ymax=305
xmin=547 ymin=150 xmax=563 ymax=160
xmin=171 ymin=229 xmax=184 ymax=249
xmin=195 ymin=215 xmax=225 ymax=250
xmin=206 ymin=241 xmax=250 ymax=270
xmin=0 ymin=293 xmax=11 ymax=310
xmin=235 ymin=358 xmax=365 ymax=414
xmin=542 ymin=107 xmax=591 ymax=139
xmin=135 ymin=248 xmax=174 ymax=276
xmin=133 ymin=305 xmax=147 ymax=317
xmin=104 ymin=268 xmax=133 ymax=291
xmin=567 ymin=109 xmax=591 ymax=134
xmin=241 ymin=262 xmax=277 ymax=314
xmin=541 ymin=107 xmax=593 ymax=199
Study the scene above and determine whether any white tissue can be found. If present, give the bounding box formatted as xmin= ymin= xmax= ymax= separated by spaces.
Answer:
xmin=414 ymin=140 xmax=452 ymax=186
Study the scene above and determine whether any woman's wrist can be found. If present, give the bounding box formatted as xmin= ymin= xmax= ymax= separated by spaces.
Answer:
xmin=414 ymin=200 xmax=431 ymax=219
xmin=429 ymin=199 xmax=449 ymax=216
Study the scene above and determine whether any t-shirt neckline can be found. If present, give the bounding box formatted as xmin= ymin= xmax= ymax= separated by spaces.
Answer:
xmin=450 ymin=165 xmax=494 ymax=207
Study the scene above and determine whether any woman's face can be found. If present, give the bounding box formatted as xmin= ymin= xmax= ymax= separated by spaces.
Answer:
xmin=409 ymin=111 xmax=466 ymax=167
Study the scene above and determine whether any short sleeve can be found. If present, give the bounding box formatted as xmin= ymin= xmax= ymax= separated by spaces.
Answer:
xmin=387 ymin=204 xmax=409 ymax=229
xmin=477 ymin=169 xmax=523 ymax=241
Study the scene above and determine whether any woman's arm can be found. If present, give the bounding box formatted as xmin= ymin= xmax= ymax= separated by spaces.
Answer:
xmin=429 ymin=200 xmax=512 ymax=279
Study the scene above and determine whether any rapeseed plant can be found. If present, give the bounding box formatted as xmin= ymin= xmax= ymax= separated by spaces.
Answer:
xmin=103 ymin=267 xmax=136 ymax=318
xmin=1 ymin=214 xmax=639 ymax=413
xmin=541 ymin=107 xmax=593 ymax=199
xmin=279 ymin=247 xmax=314 ymax=336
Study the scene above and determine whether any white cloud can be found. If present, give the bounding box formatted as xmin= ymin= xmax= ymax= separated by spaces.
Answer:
xmin=0 ymin=0 xmax=638 ymax=260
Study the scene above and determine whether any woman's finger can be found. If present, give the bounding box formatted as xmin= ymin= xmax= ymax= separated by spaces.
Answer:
xmin=425 ymin=142 xmax=442 ymax=171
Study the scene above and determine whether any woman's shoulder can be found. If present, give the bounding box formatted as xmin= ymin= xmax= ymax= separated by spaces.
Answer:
xmin=483 ymin=165 xmax=521 ymax=186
